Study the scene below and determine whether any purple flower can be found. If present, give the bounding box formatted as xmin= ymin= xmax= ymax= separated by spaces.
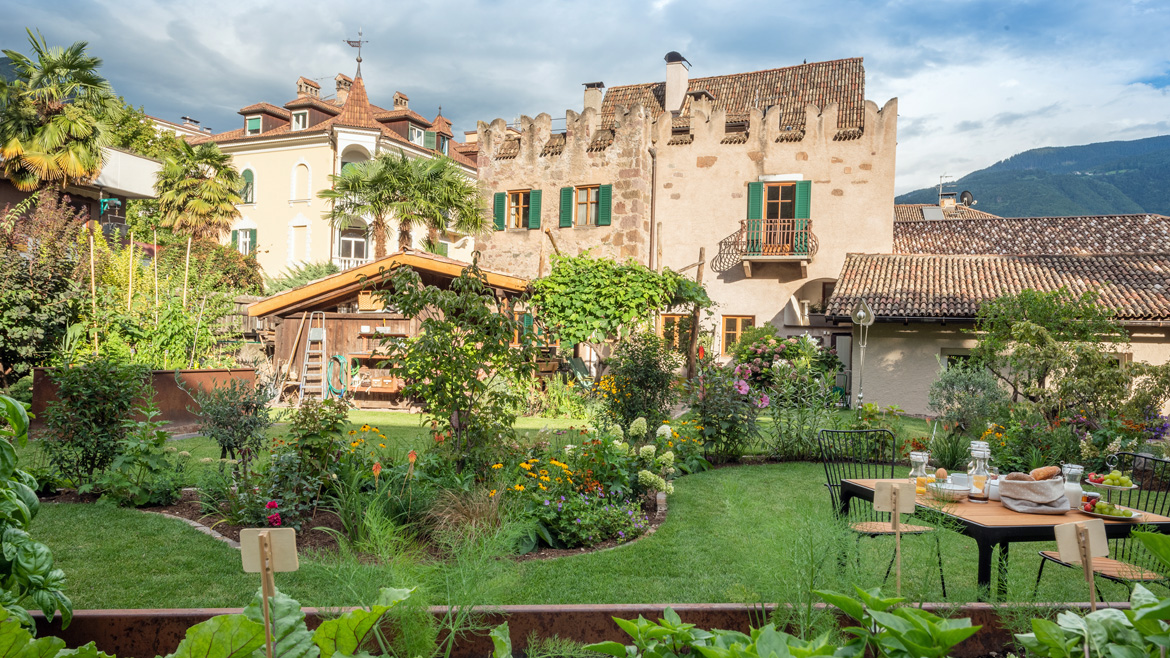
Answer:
xmin=618 ymin=531 xmax=625 ymax=538
xmin=734 ymin=379 xmax=750 ymax=394
xmin=544 ymin=500 xmax=550 ymax=506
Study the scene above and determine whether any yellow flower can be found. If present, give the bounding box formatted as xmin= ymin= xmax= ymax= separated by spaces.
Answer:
xmin=491 ymin=463 xmax=503 ymax=469
xmin=379 ymin=443 xmax=386 ymax=448
xmin=489 ymin=489 xmax=497 ymax=497
xmin=520 ymin=463 xmax=532 ymax=471
xmin=538 ymin=483 xmax=547 ymax=490
xmin=540 ymin=475 xmax=550 ymax=482
xmin=514 ymin=484 xmax=525 ymax=491
xmin=348 ymin=430 xmax=356 ymax=435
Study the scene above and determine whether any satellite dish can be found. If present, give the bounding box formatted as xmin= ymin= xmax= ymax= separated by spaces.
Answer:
xmin=850 ymin=299 xmax=875 ymax=327
xmin=959 ymin=190 xmax=975 ymax=207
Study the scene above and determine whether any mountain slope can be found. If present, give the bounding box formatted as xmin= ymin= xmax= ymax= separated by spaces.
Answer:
xmin=896 ymin=136 xmax=1170 ymax=217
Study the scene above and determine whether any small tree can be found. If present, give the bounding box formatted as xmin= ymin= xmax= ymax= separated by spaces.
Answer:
xmin=927 ymin=361 xmax=1009 ymax=438
xmin=597 ymin=332 xmax=681 ymax=429
xmin=377 ymin=257 xmax=536 ymax=471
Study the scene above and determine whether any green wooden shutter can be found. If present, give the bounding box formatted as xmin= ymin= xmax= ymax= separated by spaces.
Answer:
xmin=597 ymin=184 xmax=612 ymax=226
xmin=795 ymin=181 xmax=811 ymax=219
xmin=746 ymin=182 xmax=763 ymax=256
xmin=523 ymin=313 xmax=534 ymax=336
xmin=795 ymin=181 xmax=811 ymax=255
xmin=230 ymin=230 xmax=238 ymax=250
xmin=246 ymin=117 xmax=260 ymax=133
xmin=528 ymin=190 xmax=542 ymax=230
xmin=493 ymin=193 xmax=506 ymax=230
xmin=248 ymin=229 xmax=258 ymax=254
xmin=559 ymin=187 xmax=573 ymax=227
xmin=424 ymin=131 xmax=437 ymax=149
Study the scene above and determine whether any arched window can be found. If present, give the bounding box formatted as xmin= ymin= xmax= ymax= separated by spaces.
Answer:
xmin=293 ymin=163 xmax=310 ymax=200
xmin=339 ymin=220 xmax=368 ymax=261
xmin=240 ymin=169 xmax=255 ymax=204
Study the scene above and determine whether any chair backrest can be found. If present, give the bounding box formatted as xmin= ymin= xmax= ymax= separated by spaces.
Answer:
xmin=1100 ymin=451 xmax=1170 ymax=566
xmin=817 ymin=429 xmax=897 ymax=517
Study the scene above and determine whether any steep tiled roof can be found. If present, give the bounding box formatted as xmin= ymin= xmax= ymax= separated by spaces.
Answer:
xmin=894 ymin=204 xmax=1001 ymax=222
xmin=826 ymin=253 xmax=1170 ymax=321
xmin=452 ymin=141 xmax=478 ymax=155
xmin=283 ymin=97 xmax=341 ymax=114
xmin=431 ymin=113 xmax=453 ymax=137
xmin=601 ymin=57 xmax=865 ymax=135
xmin=328 ymin=76 xmax=383 ymax=130
xmin=238 ymin=102 xmax=291 ymax=119
xmin=894 ymin=214 xmax=1170 ymax=255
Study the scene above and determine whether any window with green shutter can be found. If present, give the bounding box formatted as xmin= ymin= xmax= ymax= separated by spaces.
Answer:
xmin=241 ymin=170 xmax=255 ymax=203
xmin=746 ymin=182 xmax=764 ymax=255
xmin=559 ymin=187 xmax=573 ymax=227
xmin=245 ymin=116 xmax=261 ymax=135
xmin=493 ymin=193 xmax=506 ymax=230
xmin=230 ymin=230 xmax=238 ymax=250
xmin=247 ymin=228 xmax=258 ymax=254
xmin=794 ymin=180 xmax=811 ymax=254
xmin=597 ymin=184 xmax=612 ymax=226
xmin=424 ymin=131 xmax=437 ymax=150
xmin=528 ymin=190 xmax=542 ymax=229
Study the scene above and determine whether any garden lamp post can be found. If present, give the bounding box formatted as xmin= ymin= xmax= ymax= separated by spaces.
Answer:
xmin=850 ymin=298 xmax=875 ymax=411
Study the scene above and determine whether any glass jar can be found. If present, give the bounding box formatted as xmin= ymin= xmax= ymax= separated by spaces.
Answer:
xmin=969 ymin=449 xmax=991 ymax=503
xmin=909 ymin=451 xmax=930 ymax=495
xmin=967 ymin=440 xmax=990 ymax=478
xmin=1063 ymin=464 xmax=1084 ymax=506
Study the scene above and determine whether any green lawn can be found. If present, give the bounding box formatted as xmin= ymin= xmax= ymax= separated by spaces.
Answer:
xmin=35 ymin=460 xmax=1102 ymax=611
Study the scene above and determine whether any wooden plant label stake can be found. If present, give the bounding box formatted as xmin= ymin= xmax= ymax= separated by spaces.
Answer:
xmin=1055 ymin=520 xmax=1106 ymax=612
xmin=241 ymin=528 xmax=299 ymax=658
xmin=874 ymin=482 xmax=915 ymax=596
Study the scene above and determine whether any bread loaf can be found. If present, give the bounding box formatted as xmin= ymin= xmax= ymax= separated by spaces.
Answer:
xmin=1029 ymin=466 xmax=1061 ymax=481
xmin=1005 ymin=472 xmax=1035 ymax=481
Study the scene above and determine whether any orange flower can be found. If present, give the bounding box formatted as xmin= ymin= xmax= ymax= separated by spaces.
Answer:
xmin=372 ymin=462 xmax=382 ymax=481
xmin=408 ymin=450 xmax=418 ymax=464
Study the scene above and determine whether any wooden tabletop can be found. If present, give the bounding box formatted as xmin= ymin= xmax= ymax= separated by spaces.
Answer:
xmin=844 ymin=478 xmax=1170 ymax=528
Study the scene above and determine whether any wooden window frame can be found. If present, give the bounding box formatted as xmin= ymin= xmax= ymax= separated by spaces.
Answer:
xmin=508 ymin=190 xmax=531 ymax=230
xmin=291 ymin=111 xmax=308 ymax=131
xmin=721 ymin=315 xmax=755 ymax=355
xmin=245 ymin=115 xmax=262 ymax=136
xmin=574 ymin=185 xmax=600 ymax=226
xmin=659 ymin=313 xmax=688 ymax=349
xmin=408 ymin=124 xmax=425 ymax=145
xmin=339 ymin=227 xmax=368 ymax=260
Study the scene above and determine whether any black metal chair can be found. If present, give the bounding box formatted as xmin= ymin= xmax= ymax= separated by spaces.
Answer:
xmin=818 ymin=428 xmax=946 ymax=596
xmin=1034 ymin=452 xmax=1170 ymax=598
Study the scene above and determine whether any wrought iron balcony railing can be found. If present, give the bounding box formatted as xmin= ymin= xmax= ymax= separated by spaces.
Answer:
xmin=734 ymin=219 xmax=818 ymax=259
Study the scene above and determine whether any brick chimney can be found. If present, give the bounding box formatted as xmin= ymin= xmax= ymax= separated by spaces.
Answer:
xmin=335 ymin=74 xmax=353 ymax=104
xmin=296 ymin=76 xmax=320 ymax=98
xmin=393 ymin=91 xmax=409 ymax=110
xmin=583 ymin=81 xmax=605 ymax=113
xmin=664 ymin=51 xmax=690 ymax=114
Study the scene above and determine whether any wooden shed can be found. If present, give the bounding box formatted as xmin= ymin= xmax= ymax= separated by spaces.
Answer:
xmin=249 ymin=250 xmax=529 ymax=407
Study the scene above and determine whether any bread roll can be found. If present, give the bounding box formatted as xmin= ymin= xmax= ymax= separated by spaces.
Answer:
xmin=1029 ymin=466 xmax=1061 ymax=481
xmin=1005 ymin=472 xmax=1035 ymax=481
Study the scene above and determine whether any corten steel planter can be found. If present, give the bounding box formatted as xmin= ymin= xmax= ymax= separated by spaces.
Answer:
xmin=30 ymin=368 xmax=256 ymax=431
xmin=33 ymin=601 xmax=1118 ymax=658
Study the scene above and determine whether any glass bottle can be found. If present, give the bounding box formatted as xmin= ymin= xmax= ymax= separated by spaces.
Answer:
xmin=909 ymin=451 xmax=930 ymax=495
xmin=969 ymin=449 xmax=991 ymax=503
xmin=967 ymin=440 xmax=990 ymax=476
xmin=1062 ymin=464 xmax=1084 ymax=506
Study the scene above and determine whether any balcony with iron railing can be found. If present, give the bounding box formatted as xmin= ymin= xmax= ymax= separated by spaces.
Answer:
xmin=332 ymin=256 xmax=374 ymax=271
xmin=713 ymin=218 xmax=819 ymax=278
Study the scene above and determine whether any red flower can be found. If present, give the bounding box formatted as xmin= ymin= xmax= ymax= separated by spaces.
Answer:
xmin=408 ymin=450 xmax=417 ymax=464
xmin=372 ymin=462 xmax=382 ymax=479
xmin=267 ymin=513 xmax=282 ymax=527
xmin=265 ymin=501 xmax=278 ymax=510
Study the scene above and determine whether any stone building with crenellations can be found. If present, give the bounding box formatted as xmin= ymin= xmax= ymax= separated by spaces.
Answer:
xmin=474 ymin=52 xmax=898 ymax=363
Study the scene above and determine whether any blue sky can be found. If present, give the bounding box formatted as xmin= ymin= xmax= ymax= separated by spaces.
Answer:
xmin=4 ymin=0 xmax=1169 ymax=194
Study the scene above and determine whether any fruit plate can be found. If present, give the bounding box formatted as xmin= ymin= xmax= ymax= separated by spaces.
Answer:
xmin=1083 ymin=479 xmax=1139 ymax=491
xmin=1080 ymin=506 xmax=1144 ymax=522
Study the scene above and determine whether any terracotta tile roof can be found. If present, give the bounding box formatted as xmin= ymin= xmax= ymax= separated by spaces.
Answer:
xmin=431 ymin=114 xmax=453 ymax=137
xmin=296 ymin=76 xmax=320 ymax=90
xmin=601 ymin=57 xmax=865 ymax=137
xmin=826 ymin=253 xmax=1170 ymax=321
xmin=453 ymin=141 xmax=478 ymax=155
xmin=374 ymin=108 xmax=432 ymax=125
xmin=540 ymin=133 xmax=565 ymax=156
xmin=894 ymin=204 xmax=1001 ymax=222
xmin=496 ymin=138 xmax=520 ymax=160
xmin=238 ymin=102 xmax=291 ymax=119
xmin=587 ymin=129 xmax=615 ymax=152
xmin=327 ymin=76 xmax=383 ymax=130
xmin=894 ymin=214 xmax=1170 ymax=255
xmin=283 ymin=97 xmax=341 ymax=114
xmin=444 ymin=144 xmax=477 ymax=169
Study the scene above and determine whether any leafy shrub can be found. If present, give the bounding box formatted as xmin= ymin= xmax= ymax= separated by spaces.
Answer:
xmin=685 ymin=361 xmax=763 ymax=463
xmin=525 ymin=491 xmax=648 ymax=548
xmin=85 ymin=401 xmax=187 ymax=506
xmin=182 ymin=373 xmax=273 ymax=465
xmin=928 ymin=429 xmax=970 ymax=472
xmin=3 ymin=375 xmax=32 ymax=405
xmin=265 ymin=260 xmax=340 ymax=294
xmin=286 ymin=397 xmax=348 ymax=474
xmin=763 ymin=359 xmax=844 ymax=460
xmin=521 ymin=376 xmax=594 ymax=420
xmin=985 ymin=404 xmax=1081 ymax=473
xmin=928 ymin=362 xmax=1009 ymax=438
xmin=597 ymin=332 xmax=681 ymax=429
xmin=0 ymin=394 xmax=72 ymax=628
xmin=41 ymin=359 xmax=150 ymax=485
xmin=655 ymin=420 xmax=709 ymax=474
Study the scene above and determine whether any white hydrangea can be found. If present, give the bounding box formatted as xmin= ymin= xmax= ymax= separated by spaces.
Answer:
xmin=629 ymin=417 xmax=648 ymax=439
xmin=639 ymin=444 xmax=657 ymax=460
xmin=657 ymin=450 xmax=675 ymax=467
xmin=612 ymin=424 xmax=625 ymax=439
xmin=656 ymin=424 xmax=672 ymax=439
xmin=563 ymin=444 xmax=576 ymax=455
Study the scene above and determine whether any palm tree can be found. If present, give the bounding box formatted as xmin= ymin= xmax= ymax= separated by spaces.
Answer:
xmin=155 ymin=140 xmax=243 ymax=306
xmin=0 ymin=29 xmax=117 ymax=191
xmin=319 ymin=153 xmax=487 ymax=258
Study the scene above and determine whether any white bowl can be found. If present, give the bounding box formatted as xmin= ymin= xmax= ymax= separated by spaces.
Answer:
xmin=928 ymin=482 xmax=969 ymax=502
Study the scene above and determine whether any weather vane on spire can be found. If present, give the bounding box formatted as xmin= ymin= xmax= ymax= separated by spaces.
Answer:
xmin=345 ymin=28 xmax=367 ymax=77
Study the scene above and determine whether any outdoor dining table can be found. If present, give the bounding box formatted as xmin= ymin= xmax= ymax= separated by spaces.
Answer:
xmin=839 ymin=478 xmax=1170 ymax=600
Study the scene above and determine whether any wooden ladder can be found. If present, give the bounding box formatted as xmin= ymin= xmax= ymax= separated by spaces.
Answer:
xmin=298 ymin=312 xmax=327 ymax=404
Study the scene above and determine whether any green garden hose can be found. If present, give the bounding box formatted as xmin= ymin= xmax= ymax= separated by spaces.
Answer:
xmin=326 ymin=355 xmax=360 ymax=398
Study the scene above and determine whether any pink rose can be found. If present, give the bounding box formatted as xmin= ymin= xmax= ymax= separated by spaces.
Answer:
xmin=265 ymin=501 xmax=278 ymax=509
xmin=267 ymin=513 xmax=282 ymax=527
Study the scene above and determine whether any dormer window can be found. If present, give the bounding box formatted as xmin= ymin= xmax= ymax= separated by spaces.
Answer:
xmin=292 ymin=111 xmax=308 ymax=131
xmin=245 ymin=116 xmax=261 ymax=136
xmin=439 ymin=136 xmax=449 ymax=155
xmin=408 ymin=124 xmax=425 ymax=145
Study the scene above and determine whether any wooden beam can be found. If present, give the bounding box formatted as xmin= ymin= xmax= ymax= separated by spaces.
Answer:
xmin=543 ymin=228 xmax=562 ymax=255
xmin=800 ymin=259 xmax=808 ymax=279
xmin=686 ymin=247 xmax=706 ymax=379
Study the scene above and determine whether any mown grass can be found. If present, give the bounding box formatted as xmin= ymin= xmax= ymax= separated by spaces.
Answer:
xmin=35 ymin=460 xmax=1104 ymax=611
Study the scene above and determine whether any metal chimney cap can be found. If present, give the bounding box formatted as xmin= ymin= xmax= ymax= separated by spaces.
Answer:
xmin=583 ymin=81 xmax=606 ymax=89
xmin=664 ymin=51 xmax=690 ymax=65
